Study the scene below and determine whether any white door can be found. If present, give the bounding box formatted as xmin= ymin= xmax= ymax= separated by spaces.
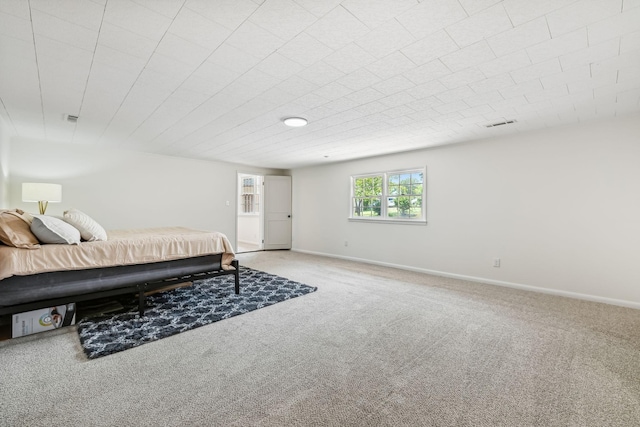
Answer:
xmin=263 ymin=175 xmax=292 ymax=250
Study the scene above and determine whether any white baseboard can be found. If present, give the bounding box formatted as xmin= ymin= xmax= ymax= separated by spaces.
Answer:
xmin=291 ymin=248 xmax=640 ymax=310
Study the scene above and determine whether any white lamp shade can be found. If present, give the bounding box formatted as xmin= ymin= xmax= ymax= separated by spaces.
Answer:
xmin=22 ymin=183 xmax=62 ymax=203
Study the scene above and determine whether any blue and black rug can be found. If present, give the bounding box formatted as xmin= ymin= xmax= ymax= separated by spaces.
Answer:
xmin=77 ymin=267 xmax=317 ymax=359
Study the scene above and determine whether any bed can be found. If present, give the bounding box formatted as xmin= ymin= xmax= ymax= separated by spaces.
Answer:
xmin=0 ymin=226 xmax=239 ymax=317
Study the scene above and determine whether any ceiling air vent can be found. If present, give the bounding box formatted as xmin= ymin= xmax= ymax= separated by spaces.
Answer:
xmin=66 ymin=114 xmax=79 ymax=123
xmin=485 ymin=119 xmax=516 ymax=128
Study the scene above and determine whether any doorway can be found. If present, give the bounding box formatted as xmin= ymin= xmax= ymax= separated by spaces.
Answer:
xmin=236 ymin=173 xmax=263 ymax=253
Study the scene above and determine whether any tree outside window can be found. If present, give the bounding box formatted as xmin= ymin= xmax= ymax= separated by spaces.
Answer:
xmin=352 ymin=176 xmax=382 ymax=217
xmin=387 ymin=172 xmax=423 ymax=218
xmin=351 ymin=168 xmax=425 ymax=222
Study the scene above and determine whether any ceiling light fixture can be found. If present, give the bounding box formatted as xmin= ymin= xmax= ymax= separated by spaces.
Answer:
xmin=283 ymin=117 xmax=308 ymax=127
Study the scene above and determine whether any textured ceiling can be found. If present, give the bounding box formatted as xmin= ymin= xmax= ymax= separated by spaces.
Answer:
xmin=0 ymin=0 xmax=638 ymax=169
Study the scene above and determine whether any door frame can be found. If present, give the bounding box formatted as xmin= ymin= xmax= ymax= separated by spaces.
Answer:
xmin=236 ymin=172 xmax=264 ymax=253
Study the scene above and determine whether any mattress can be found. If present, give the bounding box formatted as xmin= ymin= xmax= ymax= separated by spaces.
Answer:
xmin=0 ymin=227 xmax=235 ymax=281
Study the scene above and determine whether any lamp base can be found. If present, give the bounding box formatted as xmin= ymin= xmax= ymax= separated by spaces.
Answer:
xmin=37 ymin=201 xmax=49 ymax=215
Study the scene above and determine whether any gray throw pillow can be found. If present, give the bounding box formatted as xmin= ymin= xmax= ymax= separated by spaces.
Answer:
xmin=31 ymin=215 xmax=81 ymax=245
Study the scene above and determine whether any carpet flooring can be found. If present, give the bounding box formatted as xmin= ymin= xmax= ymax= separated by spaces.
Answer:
xmin=1 ymin=251 xmax=639 ymax=426
xmin=77 ymin=267 xmax=317 ymax=358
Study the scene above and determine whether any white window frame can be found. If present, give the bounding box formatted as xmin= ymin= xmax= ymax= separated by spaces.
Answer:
xmin=349 ymin=167 xmax=427 ymax=225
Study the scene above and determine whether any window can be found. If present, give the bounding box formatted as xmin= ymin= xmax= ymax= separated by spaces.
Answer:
xmin=352 ymin=175 xmax=382 ymax=217
xmin=350 ymin=168 xmax=425 ymax=223
xmin=240 ymin=177 xmax=260 ymax=214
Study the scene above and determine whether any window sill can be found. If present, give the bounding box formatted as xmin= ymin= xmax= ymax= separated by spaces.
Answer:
xmin=348 ymin=217 xmax=427 ymax=225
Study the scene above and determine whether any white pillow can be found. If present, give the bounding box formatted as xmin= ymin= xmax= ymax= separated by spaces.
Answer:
xmin=31 ymin=215 xmax=81 ymax=245
xmin=63 ymin=208 xmax=107 ymax=241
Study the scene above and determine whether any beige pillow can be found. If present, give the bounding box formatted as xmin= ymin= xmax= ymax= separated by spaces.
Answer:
xmin=63 ymin=208 xmax=107 ymax=241
xmin=15 ymin=208 xmax=35 ymax=224
xmin=0 ymin=210 xmax=41 ymax=249
xmin=31 ymin=215 xmax=81 ymax=245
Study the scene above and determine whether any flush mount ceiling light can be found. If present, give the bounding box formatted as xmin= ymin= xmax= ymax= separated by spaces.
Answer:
xmin=283 ymin=117 xmax=308 ymax=127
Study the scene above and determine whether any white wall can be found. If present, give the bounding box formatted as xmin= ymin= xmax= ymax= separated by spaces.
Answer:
xmin=0 ymin=119 xmax=10 ymax=209
xmin=8 ymin=139 xmax=283 ymax=246
xmin=291 ymin=114 xmax=640 ymax=307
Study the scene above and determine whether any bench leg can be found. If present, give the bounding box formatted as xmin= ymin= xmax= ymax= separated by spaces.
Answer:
xmin=232 ymin=259 xmax=240 ymax=294
xmin=138 ymin=285 xmax=146 ymax=316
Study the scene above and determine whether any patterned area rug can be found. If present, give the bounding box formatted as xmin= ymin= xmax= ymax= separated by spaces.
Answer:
xmin=77 ymin=267 xmax=317 ymax=359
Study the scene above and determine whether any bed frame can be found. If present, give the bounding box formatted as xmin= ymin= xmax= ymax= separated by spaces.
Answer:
xmin=0 ymin=254 xmax=239 ymax=317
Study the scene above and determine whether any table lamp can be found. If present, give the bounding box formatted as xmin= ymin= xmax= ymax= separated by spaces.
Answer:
xmin=22 ymin=183 xmax=62 ymax=214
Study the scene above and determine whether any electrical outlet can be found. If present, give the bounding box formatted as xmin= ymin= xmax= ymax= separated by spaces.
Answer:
xmin=493 ymin=258 xmax=501 ymax=268
xmin=344 ymin=240 xmax=348 ymax=247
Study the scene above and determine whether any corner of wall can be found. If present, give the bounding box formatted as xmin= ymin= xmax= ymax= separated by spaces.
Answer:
xmin=0 ymin=119 xmax=11 ymax=209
